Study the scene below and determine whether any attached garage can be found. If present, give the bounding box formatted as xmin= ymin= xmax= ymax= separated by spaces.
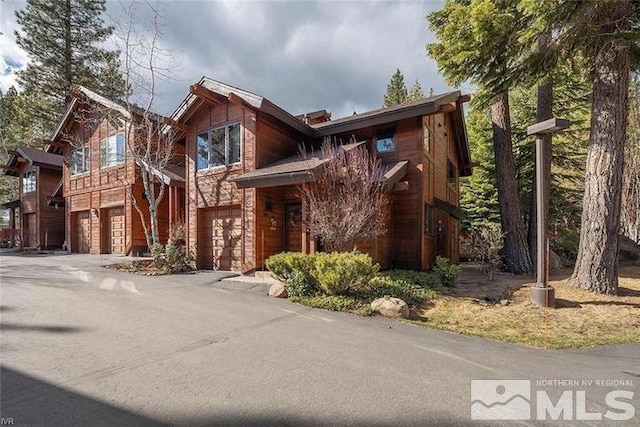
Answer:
xmin=104 ymin=207 xmax=125 ymax=254
xmin=73 ymin=211 xmax=91 ymax=253
xmin=199 ymin=206 xmax=242 ymax=271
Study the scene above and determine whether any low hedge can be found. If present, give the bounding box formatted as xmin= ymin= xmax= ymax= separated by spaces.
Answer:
xmin=266 ymin=252 xmax=441 ymax=313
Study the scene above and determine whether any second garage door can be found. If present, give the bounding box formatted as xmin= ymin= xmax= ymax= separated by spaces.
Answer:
xmin=200 ymin=206 xmax=242 ymax=271
xmin=74 ymin=211 xmax=91 ymax=253
xmin=106 ymin=207 xmax=125 ymax=254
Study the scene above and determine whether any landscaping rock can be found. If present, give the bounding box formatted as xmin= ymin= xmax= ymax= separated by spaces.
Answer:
xmin=371 ymin=297 xmax=409 ymax=318
xmin=268 ymin=282 xmax=288 ymax=298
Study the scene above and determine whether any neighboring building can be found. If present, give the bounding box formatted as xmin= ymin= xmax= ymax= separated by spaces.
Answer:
xmin=172 ymin=77 xmax=471 ymax=272
xmin=45 ymin=87 xmax=186 ymax=255
xmin=1 ymin=147 xmax=65 ymax=249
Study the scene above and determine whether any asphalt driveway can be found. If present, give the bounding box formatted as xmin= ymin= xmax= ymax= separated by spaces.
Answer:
xmin=0 ymin=253 xmax=638 ymax=426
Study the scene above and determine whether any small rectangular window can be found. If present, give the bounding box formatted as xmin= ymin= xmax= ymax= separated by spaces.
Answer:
xmin=100 ymin=132 xmax=125 ymax=168
xmin=447 ymin=160 xmax=457 ymax=186
xmin=375 ymin=128 xmax=395 ymax=153
xmin=229 ymin=123 xmax=241 ymax=164
xmin=196 ymin=132 xmax=209 ymax=170
xmin=196 ymin=123 xmax=242 ymax=170
xmin=424 ymin=203 xmax=433 ymax=236
xmin=23 ymin=170 xmax=36 ymax=193
xmin=70 ymin=145 xmax=90 ymax=175
xmin=422 ymin=116 xmax=430 ymax=154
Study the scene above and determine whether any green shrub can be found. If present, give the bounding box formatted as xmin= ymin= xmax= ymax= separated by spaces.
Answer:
xmin=364 ymin=275 xmax=436 ymax=306
xmin=291 ymin=295 xmax=373 ymax=316
xmin=433 ymin=256 xmax=460 ymax=287
xmin=381 ymin=269 xmax=440 ymax=290
xmin=265 ymin=252 xmax=315 ymax=281
xmin=150 ymin=242 xmax=195 ymax=275
xmin=266 ymin=251 xmax=379 ymax=296
xmin=284 ymin=269 xmax=317 ymax=297
xmin=310 ymin=251 xmax=379 ymax=295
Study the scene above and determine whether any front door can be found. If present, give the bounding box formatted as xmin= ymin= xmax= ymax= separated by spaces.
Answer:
xmin=285 ymin=203 xmax=302 ymax=252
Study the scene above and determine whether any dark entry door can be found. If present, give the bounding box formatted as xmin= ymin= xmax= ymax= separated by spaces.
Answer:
xmin=285 ymin=203 xmax=302 ymax=252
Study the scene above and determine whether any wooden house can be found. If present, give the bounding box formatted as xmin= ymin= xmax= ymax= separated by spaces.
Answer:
xmin=45 ymin=87 xmax=186 ymax=255
xmin=172 ymin=77 xmax=471 ymax=273
xmin=1 ymin=147 xmax=65 ymax=249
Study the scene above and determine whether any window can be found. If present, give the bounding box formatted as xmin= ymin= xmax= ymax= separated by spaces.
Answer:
xmin=447 ymin=160 xmax=457 ymax=186
xmin=424 ymin=203 xmax=433 ymax=236
xmin=23 ymin=170 xmax=36 ymax=193
xmin=100 ymin=132 xmax=125 ymax=168
xmin=422 ymin=116 xmax=430 ymax=154
xmin=197 ymin=123 xmax=241 ymax=170
xmin=70 ymin=146 xmax=90 ymax=175
xmin=375 ymin=128 xmax=395 ymax=153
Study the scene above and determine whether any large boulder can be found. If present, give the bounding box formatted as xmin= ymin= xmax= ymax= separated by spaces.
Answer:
xmin=268 ymin=282 xmax=288 ymax=298
xmin=371 ymin=297 xmax=409 ymax=318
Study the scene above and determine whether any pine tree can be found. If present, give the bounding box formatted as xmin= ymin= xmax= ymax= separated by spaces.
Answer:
xmin=407 ymin=80 xmax=425 ymax=102
xmin=428 ymin=0 xmax=533 ymax=274
xmin=15 ymin=0 xmax=125 ymax=132
xmin=383 ymin=69 xmax=408 ymax=107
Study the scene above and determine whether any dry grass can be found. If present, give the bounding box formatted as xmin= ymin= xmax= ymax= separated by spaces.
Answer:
xmin=416 ymin=264 xmax=640 ymax=349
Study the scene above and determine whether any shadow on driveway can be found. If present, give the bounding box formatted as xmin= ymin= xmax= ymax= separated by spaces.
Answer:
xmin=1 ymin=367 xmax=163 ymax=426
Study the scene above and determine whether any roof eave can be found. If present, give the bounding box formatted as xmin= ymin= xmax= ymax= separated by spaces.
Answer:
xmin=313 ymin=91 xmax=462 ymax=138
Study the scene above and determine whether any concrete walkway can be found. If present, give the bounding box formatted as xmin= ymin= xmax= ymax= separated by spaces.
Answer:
xmin=0 ymin=253 xmax=638 ymax=426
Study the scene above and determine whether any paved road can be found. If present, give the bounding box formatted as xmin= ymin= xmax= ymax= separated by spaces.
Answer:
xmin=0 ymin=254 xmax=638 ymax=426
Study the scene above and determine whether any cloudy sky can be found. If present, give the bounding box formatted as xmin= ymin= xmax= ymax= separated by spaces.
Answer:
xmin=0 ymin=0 xmax=465 ymax=120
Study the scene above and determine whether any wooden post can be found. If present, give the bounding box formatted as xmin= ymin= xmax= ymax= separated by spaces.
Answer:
xmin=168 ymin=186 xmax=173 ymax=225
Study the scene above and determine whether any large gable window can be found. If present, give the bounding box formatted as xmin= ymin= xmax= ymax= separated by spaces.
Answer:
xmin=375 ymin=128 xmax=395 ymax=153
xmin=197 ymin=123 xmax=241 ymax=170
xmin=23 ymin=170 xmax=36 ymax=193
xmin=100 ymin=132 xmax=125 ymax=168
xmin=70 ymin=146 xmax=90 ymax=175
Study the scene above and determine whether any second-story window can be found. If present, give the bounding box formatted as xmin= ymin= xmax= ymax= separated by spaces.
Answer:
xmin=23 ymin=170 xmax=36 ymax=193
xmin=100 ymin=132 xmax=125 ymax=168
xmin=376 ymin=128 xmax=395 ymax=153
xmin=197 ymin=123 xmax=241 ymax=170
xmin=447 ymin=159 xmax=458 ymax=187
xmin=70 ymin=145 xmax=90 ymax=175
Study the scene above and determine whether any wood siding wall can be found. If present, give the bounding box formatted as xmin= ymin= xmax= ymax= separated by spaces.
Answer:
xmin=185 ymin=99 xmax=308 ymax=272
xmin=62 ymin=116 xmax=172 ymax=254
xmin=17 ymin=164 xmax=65 ymax=248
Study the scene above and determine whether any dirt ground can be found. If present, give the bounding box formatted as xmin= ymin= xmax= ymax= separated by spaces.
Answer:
xmin=418 ymin=261 xmax=640 ymax=348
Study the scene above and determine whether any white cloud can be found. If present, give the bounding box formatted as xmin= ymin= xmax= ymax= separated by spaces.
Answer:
xmin=1 ymin=0 xmax=456 ymax=119
xmin=0 ymin=0 xmax=29 ymax=92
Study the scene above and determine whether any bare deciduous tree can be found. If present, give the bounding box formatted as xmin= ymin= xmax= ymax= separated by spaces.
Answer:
xmin=114 ymin=0 xmax=181 ymax=250
xmin=299 ymin=139 xmax=389 ymax=252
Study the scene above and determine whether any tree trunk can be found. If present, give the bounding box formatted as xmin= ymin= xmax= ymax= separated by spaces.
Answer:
xmin=568 ymin=1 xmax=632 ymax=294
xmin=64 ymin=0 xmax=72 ymax=104
xmin=492 ymin=92 xmax=533 ymax=274
xmin=528 ymin=31 xmax=553 ymax=266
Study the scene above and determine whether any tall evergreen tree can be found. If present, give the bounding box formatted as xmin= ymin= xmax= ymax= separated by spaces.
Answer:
xmin=428 ymin=0 xmax=533 ymax=274
xmin=518 ymin=0 xmax=639 ymax=294
xmin=15 ymin=0 xmax=125 ymax=132
xmin=622 ymin=75 xmax=640 ymax=244
xmin=407 ymin=80 xmax=425 ymax=102
xmin=383 ymin=69 xmax=408 ymax=107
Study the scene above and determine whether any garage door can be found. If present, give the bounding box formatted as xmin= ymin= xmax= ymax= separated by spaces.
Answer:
xmin=74 ymin=211 xmax=91 ymax=253
xmin=107 ymin=207 xmax=125 ymax=254
xmin=200 ymin=207 xmax=242 ymax=271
